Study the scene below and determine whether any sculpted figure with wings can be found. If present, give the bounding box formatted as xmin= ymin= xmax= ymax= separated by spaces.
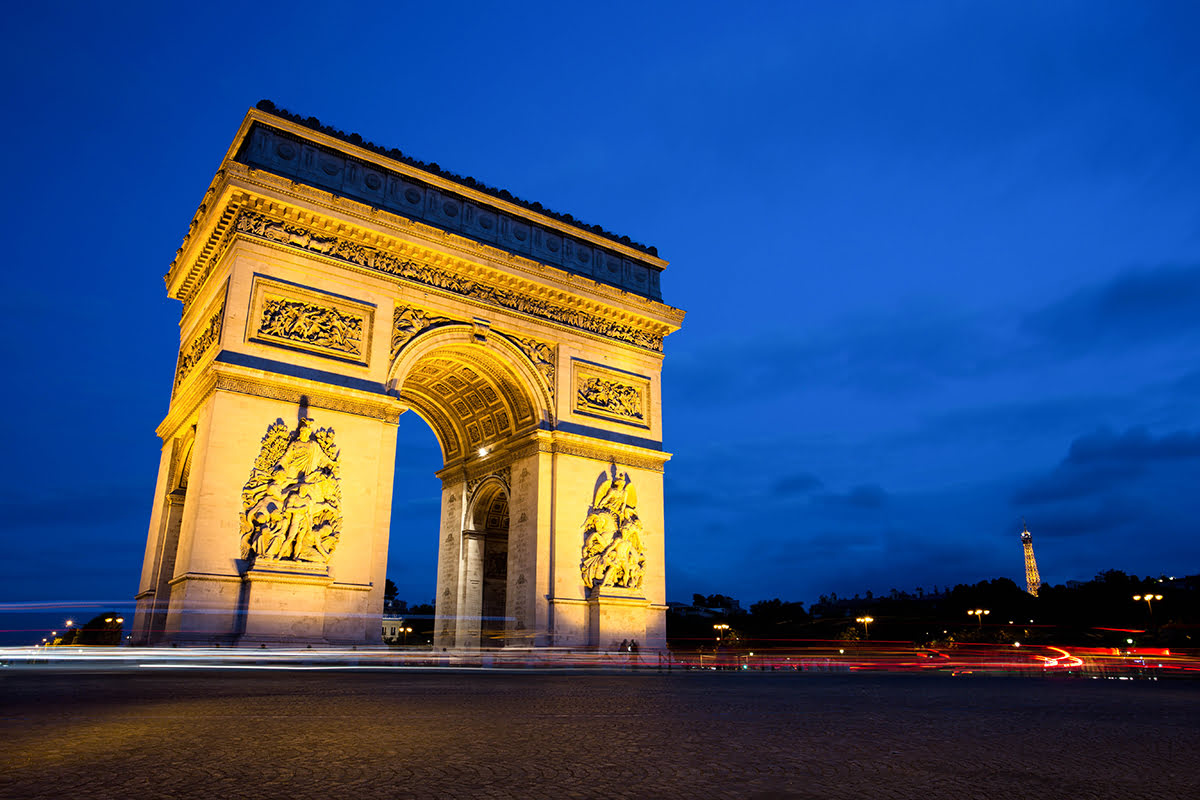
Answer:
xmin=240 ymin=417 xmax=343 ymax=566
xmin=580 ymin=467 xmax=646 ymax=592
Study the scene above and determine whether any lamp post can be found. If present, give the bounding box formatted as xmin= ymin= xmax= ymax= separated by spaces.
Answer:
xmin=713 ymin=623 xmax=730 ymax=647
xmin=402 ymin=626 xmax=413 ymax=645
xmin=1133 ymin=594 xmax=1163 ymax=632
xmin=103 ymin=616 xmax=126 ymax=646
xmin=855 ymin=616 xmax=874 ymax=640
xmin=1132 ymin=594 xmax=1162 ymax=614
xmin=967 ymin=609 xmax=990 ymax=628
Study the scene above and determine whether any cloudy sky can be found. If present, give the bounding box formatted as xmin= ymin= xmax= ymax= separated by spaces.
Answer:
xmin=2 ymin=1 xmax=1198 ymax=634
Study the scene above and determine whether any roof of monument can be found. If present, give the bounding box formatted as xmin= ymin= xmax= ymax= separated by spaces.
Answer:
xmin=253 ymin=100 xmax=658 ymax=257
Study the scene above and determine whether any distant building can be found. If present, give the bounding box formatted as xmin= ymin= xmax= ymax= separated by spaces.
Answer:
xmin=382 ymin=615 xmax=409 ymax=644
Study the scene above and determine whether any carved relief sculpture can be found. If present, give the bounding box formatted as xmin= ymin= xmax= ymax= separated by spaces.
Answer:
xmin=391 ymin=305 xmax=455 ymax=360
xmin=233 ymin=211 xmax=665 ymax=352
xmin=577 ymin=377 xmax=643 ymax=422
xmin=507 ymin=334 xmax=556 ymax=398
xmin=258 ymin=296 xmax=364 ymax=358
xmin=240 ymin=417 xmax=343 ymax=566
xmin=580 ymin=467 xmax=645 ymax=593
xmin=173 ymin=294 xmax=226 ymax=393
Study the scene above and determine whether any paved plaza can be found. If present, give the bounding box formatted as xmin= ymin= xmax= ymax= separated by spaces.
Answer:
xmin=2 ymin=669 xmax=1197 ymax=799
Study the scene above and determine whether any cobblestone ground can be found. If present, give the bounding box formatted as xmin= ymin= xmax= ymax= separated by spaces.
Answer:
xmin=2 ymin=670 xmax=1197 ymax=799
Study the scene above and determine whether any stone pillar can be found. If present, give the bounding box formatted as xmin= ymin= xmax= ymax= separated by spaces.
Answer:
xmin=140 ymin=489 xmax=187 ymax=644
xmin=455 ymin=531 xmax=485 ymax=649
xmin=433 ymin=482 xmax=464 ymax=649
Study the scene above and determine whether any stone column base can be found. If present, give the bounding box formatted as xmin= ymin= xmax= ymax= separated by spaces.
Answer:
xmin=587 ymin=589 xmax=650 ymax=650
xmin=236 ymin=560 xmax=334 ymax=646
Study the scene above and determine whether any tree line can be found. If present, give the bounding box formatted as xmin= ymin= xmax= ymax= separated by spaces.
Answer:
xmin=668 ymin=571 xmax=1199 ymax=650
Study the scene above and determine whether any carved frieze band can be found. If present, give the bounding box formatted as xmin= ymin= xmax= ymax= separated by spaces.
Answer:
xmin=391 ymin=305 xmax=459 ymax=361
xmin=247 ymin=276 xmax=374 ymax=365
xmin=571 ymin=360 xmax=651 ymax=429
xmin=173 ymin=285 xmax=227 ymax=395
xmin=233 ymin=210 xmax=664 ymax=352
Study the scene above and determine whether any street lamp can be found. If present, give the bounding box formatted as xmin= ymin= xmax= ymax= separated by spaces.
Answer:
xmin=402 ymin=626 xmax=413 ymax=645
xmin=967 ymin=609 xmax=990 ymax=628
xmin=1132 ymin=594 xmax=1162 ymax=613
xmin=713 ymin=623 xmax=730 ymax=647
xmin=855 ymin=616 xmax=874 ymax=639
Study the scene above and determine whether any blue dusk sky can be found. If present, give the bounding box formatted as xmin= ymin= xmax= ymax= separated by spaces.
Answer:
xmin=2 ymin=1 xmax=1199 ymax=631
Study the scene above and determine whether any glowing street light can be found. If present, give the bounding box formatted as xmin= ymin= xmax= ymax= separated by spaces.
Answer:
xmin=967 ymin=609 xmax=990 ymax=628
xmin=855 ymin=616 xmax=874 ymax=639
xmin=1133 ymin=594 xmax=1162 ymax=613
xmin=402 ymin=626 xmax=413 ymax=645
xmin=713 ymin=623 xmax=730 ymax=647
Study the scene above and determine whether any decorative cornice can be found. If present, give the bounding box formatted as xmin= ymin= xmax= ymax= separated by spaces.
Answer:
xmin=550 ymin=437 xmax=670 ymax=473
xmin=156 ymin=361 xmax=404 ymax=443
xmin=437 ymin=429 xmax=668 ymax=486
xmin=166 ymin=171 xmax=684 ymax=339
xmin=212 ymin=370 xmax=403 ymax=423
xmin=224 ymin=208 xmax=666 ymax=352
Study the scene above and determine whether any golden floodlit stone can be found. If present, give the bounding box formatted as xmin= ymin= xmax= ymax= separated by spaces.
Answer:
xmin=132 ymin=105 xmax=683 ymax=649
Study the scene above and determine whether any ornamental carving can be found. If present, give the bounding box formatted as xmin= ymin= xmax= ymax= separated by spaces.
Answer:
xmin=577 ymin=377 xmax=643 ymax=422
xmin=240 ymin=417 xmax=343 ymax=566
xmin=467 ymin=466 xmax=511 ymax=499
xmin=258 ymin=296 xmax=364 ymax=358
xmin=234 ymin=210 xmax=664 ymax=352
xmin=392 ymin=305 xmax=456 ymax=360
xmin=580 ymin=467 xmax=645 ymax=593
xmin=174 ymin=294 xmax=226 ymax=394
xmin=507 ymin=334 xmax=556 ymax=396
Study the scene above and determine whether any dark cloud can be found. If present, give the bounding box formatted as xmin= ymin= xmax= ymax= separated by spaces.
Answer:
xmin=1015 ymin=426 xmax=1200 ymax=506
xmin=1022 ymin=264 xmax=1200 ymax=354
xmin=1026 ymin=500 xmax=1144 ymax=539
xmin=815 ymin=484 xmax=889 ymax=510
xmin=770 ymin=472 xmax=824 ymax=496
xmin=1066 ymin=426 xmax=1200 ymax=464
xmin=1012 ymin=463 xmax=1137 ymax=506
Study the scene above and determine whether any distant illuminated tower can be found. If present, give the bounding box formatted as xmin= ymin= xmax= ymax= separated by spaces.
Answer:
xmin=1021 ymin=521 xmax=1042 ymax=596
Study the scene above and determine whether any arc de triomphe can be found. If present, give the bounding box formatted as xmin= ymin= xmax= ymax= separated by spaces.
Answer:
xmin=131 ymin=104 xmax=684 ymax=649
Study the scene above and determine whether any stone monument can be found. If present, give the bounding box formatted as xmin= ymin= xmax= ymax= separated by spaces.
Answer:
xmin=131 ymin=102 xmax=684 ymax=648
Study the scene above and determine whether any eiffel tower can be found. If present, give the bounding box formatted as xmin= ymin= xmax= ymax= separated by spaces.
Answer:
xmin=1021 ymin=521 xmax=1042 ymax=596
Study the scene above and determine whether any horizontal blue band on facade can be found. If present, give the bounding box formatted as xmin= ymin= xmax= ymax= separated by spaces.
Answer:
xmin=214 ymin=351 xmax=388 ymax=396
xmin=550 ymin=420 xmax=663 ymax=451
xmin=234 ymin=122 xmax=664 ymax=302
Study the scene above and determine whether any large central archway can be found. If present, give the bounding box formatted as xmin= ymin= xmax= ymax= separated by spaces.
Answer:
xmin=131 ymin=104 xmax=684 ymax=650
xmin=390 ymin=326 xmax=550 ymax=649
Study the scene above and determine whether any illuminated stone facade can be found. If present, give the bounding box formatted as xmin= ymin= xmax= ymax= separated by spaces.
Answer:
xmin=132 ymin=106 xmax=683 ymax=649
